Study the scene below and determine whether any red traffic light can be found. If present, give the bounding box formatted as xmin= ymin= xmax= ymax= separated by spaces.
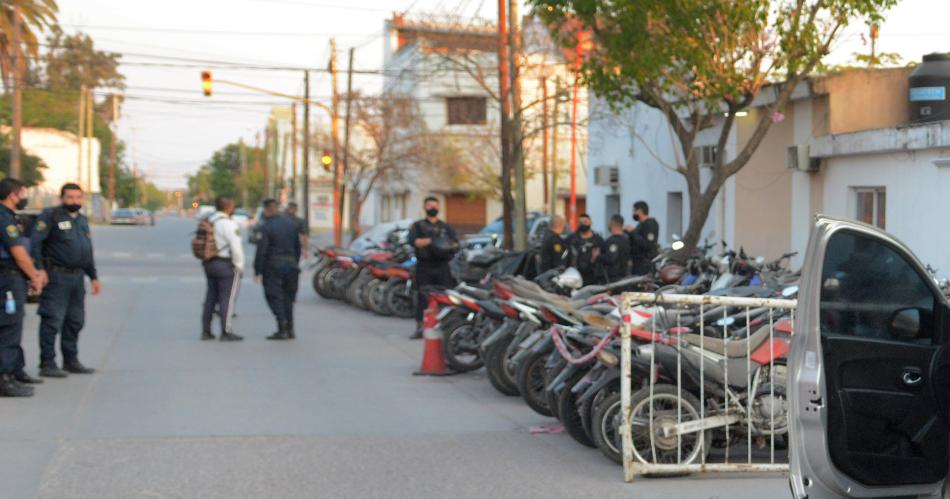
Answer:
xmin=201 ymin=71 xmax=212 ymax=97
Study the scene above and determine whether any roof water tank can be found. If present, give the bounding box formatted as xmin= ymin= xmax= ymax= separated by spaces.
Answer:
xmin=909 ymin=53 xmax=950 ymax=123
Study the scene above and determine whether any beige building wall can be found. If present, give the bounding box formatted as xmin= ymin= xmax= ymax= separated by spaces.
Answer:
xmin=733 ymin=107 xmax=795 ymax=259
xmin=812 ymin=67 xmax=912 ymax=134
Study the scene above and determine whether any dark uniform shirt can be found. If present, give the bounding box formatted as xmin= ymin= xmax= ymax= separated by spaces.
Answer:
xmin=568 ymin=232 xmax=605 ymax=285
xmin=254 ymin=213 xmax=302 ymax=276
xmin=30 ymin=207 xmax=97 ymax=280
xmin=628 ymin=218 xmax=660 ymax=261
xmin=602 ymin=233 xmax=631 ymax=280
xmin=538 ymin=231 xmax=570 ymax=273
xmin=288 ymin=213 xmax=307 ymax=236
xmin=0 ymin=205 xmax=26 ymax=273
xmin=408 ymin=219 xmax=458 ymax=267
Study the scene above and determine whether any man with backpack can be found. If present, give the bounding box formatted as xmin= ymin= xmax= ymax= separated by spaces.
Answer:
xmin=195 ymin=196 xmax=244 ymax=342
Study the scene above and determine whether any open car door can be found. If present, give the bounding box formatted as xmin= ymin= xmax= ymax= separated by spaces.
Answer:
xmin=789 ymin=216 xmax=950 ymax=498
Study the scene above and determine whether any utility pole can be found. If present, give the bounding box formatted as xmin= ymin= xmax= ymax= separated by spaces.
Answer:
xmin=280 ymin=132 xmax=289 ymax=202
xmin=497 ymin=0 xmax=513 ymax=250
xmin=509 ymin=0 xmax=527 ymax=251
xmin=77 ymin=86 xmax=86 ymax=186
xmin=239 ymin=138 xmax=248 ymax=207
xmin=550 ymin=77 xmax=561 ymax=216
xmin=86 ymin=90 xmax=94 ymax=203
xmin=330 ymin=38 xmax=342 ymax=246
xmin=264 ymin=121 xmax=272 ymax=197
xmin=109 ymin=93 xmax=118 ymax=208
xmin=291 ymin=102 xmax=298 ymax=201
xmin=342 ymin=47 xmax=355 ymax=239
xmin=541 ymin=76 xmax=549 ymax=211
xmin=10 ymin=5 xmax=22 ymax=179
xmin=303 ymin=70 xmax=311 ymax=229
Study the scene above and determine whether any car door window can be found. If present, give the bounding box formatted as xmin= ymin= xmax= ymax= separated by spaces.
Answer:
xmin=820 ymin=230 xmax=935 ymax=344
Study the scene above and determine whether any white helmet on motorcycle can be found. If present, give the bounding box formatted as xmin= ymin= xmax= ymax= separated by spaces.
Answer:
xmin=553 ymin=267 xmax=583 ymax=290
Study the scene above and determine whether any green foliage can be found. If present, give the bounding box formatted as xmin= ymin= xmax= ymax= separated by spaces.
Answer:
xmin=187 ymin=141 xmax=265 ymax=209
xmin=43 ymin=31 xmax=124 ymax=90
xmin=531 ymin=0 xmax=898 ymax=255
xmin=0 ymin=131 xmax=46 ymax=186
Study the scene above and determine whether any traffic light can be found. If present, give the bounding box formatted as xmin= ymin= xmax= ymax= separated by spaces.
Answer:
xmin=320 ymin=150 xmax=333 ymax=171
xmin=201 ymin=71 xmax=212 ymax=97
xmin=191 ymin=201 xmax=199 ymax=209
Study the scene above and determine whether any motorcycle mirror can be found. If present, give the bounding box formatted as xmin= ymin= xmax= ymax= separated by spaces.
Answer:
xmin=781 ymin=285 xmax=799 ymax=298
xmin=671 ymin=241 xmax=685 ymax=251
xmin=755 ymin=256 xmax=765 ymax=265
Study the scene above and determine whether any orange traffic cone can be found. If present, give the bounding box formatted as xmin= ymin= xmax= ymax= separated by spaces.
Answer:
xmin=413 ymin=297 xmax=453 ymax=376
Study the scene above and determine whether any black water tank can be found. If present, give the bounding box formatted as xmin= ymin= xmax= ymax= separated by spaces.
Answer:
xmin=909 ymin=53 xmax=950 ymax=123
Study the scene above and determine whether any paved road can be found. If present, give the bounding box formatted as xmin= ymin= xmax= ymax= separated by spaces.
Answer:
xmin=0 ymin=215 xmax=790 ymax=498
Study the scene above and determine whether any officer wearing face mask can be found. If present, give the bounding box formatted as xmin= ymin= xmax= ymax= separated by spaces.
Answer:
xmin=538 ymin=214 xmax=570 ymax=273
xmin=407 ymin=196 xmax=458 ymax=339
xmin=567 ymin=213 xmax=605 ymax=286
xmin=30 ymin=183 xmax=100 ymax=378
xmin=625 ymin=200 xmax=660 ymax=275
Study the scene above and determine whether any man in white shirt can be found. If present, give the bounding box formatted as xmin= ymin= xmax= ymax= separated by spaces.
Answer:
xmin=201 ymin=196 xmax=245 ymax=341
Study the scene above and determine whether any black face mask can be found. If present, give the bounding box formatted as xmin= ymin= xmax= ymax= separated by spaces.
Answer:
xmin=425 ymin=208 xmax=439 ymax=217
xmin=577 ymin=224 xmax=591 ymax=233
xmin=64 ymin=203 xmax=82 ymax=213
xmin=15 ymin=198 xmax=28 ymax=210
xmin=633 ymin=213 xmax=641 ymax=222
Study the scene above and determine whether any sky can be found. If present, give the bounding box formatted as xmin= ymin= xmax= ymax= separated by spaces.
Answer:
xmin=53 ymin=0 xmax=950 ymax=190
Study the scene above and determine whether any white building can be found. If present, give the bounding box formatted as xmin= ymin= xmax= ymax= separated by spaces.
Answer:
xmin=587 ymin=64 xmax=950 ymax=273
xmin=4 ymin=127 xmax=101 ymax=208
xmin=377 ymin=15 xmax=589 ymax=233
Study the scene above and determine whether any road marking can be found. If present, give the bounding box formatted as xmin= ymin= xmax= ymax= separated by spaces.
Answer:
xmin=130 ymin=276 xmax=159 ymax=283
xmin=111 ymin=251 xmax=133 ymax=258
xmin=178 ymin=276 xmax=205 ymax=283
xmin=178 ymin=253 xmax=193 ymax=259
xmin=145 ymin=252 xmax=165 ymax=259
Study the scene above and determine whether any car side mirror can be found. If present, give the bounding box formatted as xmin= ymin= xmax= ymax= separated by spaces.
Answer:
xmin=890 ymin=307 xmax=924 ymax=339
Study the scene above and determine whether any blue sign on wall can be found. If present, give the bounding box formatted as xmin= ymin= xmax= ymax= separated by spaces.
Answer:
xmin=910 ymin=86 xmax=947 ymax=102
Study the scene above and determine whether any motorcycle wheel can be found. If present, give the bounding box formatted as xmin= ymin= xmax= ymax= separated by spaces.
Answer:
xmin=557 ymin=369 xmax=596 ymax=448
xmin=313 ymin=267 xmax=334 ymax=299
xmin=384 ymin=280 xmax=415 ymax=318
xmin=368 ymin=280 xmax=393 ymax=316
xmin=360 ymin=278 xmax=380 ymax=311
xmin=515 ymin=349 xmax=554 ymax=417
xmin=346 ymin=273 xmax=372 ymax=308
xmin=484 ymin=333 xmax=519 ymax=396
xmin=324 ymin=267 xmax=348 ymax=300
xmin=441 ymin=318 xmax=484 ymax=373
xmin=592 ymin=384 xmax=710 ymax=467
xmin=544 ymin=354 xmax=568 ymax=421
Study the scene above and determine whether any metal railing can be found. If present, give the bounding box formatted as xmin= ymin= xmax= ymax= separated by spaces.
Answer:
xmin=619 ymin=292 xmax=798 ymax=482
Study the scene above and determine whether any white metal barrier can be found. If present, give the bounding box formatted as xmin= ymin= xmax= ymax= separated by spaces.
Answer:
xmin=619 ymin=292 xmax=797 ymax=482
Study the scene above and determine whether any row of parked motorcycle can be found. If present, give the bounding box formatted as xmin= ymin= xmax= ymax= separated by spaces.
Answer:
xmin=311 ymin=224 xmax=802 ymax=468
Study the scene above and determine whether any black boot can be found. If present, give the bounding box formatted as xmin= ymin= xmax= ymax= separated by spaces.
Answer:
xmin=287 ymin=320 xmax=295 ymax=339
xmin=267 ymin=321 xmax=291 ymax=340
xmin=220 ymin=331 xmax=244 ymax=342
xmin=201 ymin=330 xmax=215 ymax=341
xmin=64 ymin=360 xmax=96 ymax=374
xmin=14 ymin=371 xmax=43 ymax=384
xmin=39 ymin=362 xmax=68 ymax=378
xmin=0 ymin=373 xmax=34 ymax=397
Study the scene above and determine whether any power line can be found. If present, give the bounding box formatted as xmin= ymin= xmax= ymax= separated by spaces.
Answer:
xmin=62 ymin=23 xmax=375 ymax=38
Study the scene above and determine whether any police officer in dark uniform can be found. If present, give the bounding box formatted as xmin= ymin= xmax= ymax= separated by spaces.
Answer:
xmin=408 ymin=196 xmax=458 ymax=339
xmin=625 ymin=201 xmax=660 ymax=275
xmin=0 ymin=178 xmax=46 ymax=397
xmin=538 ymin=214 xmax=570 ymax=273
xmin=284 ymin=202 xmax=309 ymax=258
xmin=254 ymin=198 xmax=302 ymax=340
xmin=31 ymin=183 xmax=100 ymax=377
xmin=568 ymin=213 xmax=605 ymax=286
xmin=602 ymin=214 xmax=631 ymax=282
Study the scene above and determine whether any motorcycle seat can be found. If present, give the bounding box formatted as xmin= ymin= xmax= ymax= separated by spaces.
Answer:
xmin=680 ymin=325 xmax=771 ymax=358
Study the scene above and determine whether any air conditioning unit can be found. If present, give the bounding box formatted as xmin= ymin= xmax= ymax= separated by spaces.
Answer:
xmin=693 ymin=145 xmax=719 ymax=168
xmin=786 ymin=144 xmax=819 ymax=172
xmin=593 ymin=165 xmax=619 ymax=187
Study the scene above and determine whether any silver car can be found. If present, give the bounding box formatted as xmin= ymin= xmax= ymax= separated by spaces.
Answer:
xmin=788 ymin=215 xmax=950 ymax=498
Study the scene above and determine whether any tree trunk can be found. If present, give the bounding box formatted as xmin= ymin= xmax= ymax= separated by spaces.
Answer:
xmin=348 ymin=192 xmax=363 ymax=240
xmin=675 ymin=189 xmax=719 ymax=262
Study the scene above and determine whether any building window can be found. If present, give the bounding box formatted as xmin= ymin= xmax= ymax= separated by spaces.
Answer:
xmin=853 ymin=187 xmax=886 ymax=229
xmin=446 ymin=96 xmax=487 ymax=125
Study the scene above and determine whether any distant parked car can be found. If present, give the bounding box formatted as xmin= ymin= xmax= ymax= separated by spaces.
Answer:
xmin=111 ymin=208 xmax=140 ymax=225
